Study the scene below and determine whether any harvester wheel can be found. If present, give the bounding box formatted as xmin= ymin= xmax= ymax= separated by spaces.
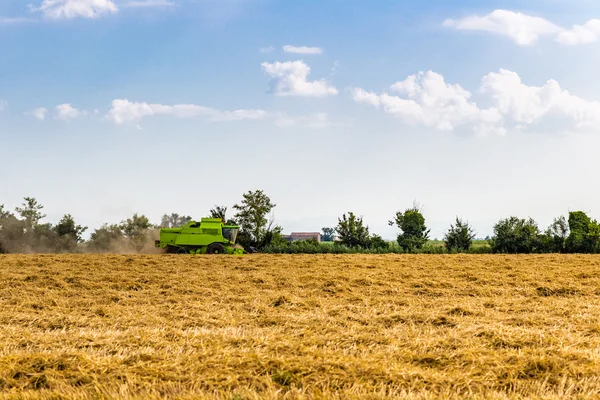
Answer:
xmin=176 ymin=248 xmax=188 ymax=254
xmin=207 ymin=243 xmax=225 ymax=254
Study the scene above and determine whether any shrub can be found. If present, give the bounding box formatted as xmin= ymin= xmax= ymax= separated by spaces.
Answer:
xmin=444 ymin=218 xmax=476 ymax=253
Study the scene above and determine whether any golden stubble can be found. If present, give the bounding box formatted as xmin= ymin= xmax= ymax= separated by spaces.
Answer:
xmin=0 ymin=254 xmax=599 ymax=399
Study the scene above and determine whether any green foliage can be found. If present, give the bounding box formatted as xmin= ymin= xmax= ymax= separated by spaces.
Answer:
xmin=233 ymin=190 xmax=277 ymax=249
xmin=53 ymin=214 xmax=88 ymax=253
xmin=15 ymin=197 xmax=46 ymax=231
xmin=120 ymin=214 xmax=154 ymax=251
xmin=263 ymin=241 xmax=402 ymax=254
xmin=565 ymin=211 xmax=600 ymax=253
xmin=490 ymin=217 xmax=540 ymax=254
xmin=209 ymin=205 xmax=237 ymax=225
xmin=444 ymin=218 xmax=476 ymax=253
xmin=88 ymin=224 xmax=124 ymax=252
xmin=321 ymin=227 xmax=336 ymax=242
xmin=537 ymin=216 xmax=569 ymax=253
xmin=389 ymin=206 xmax=430 ymax=252
xmin=160 ymin=213 xmax=191 ymax=228
xmin=0 ymin=206 xmax=24 ymax=254
xmin=369 ymin=234 xmax=389 ymax=250
xmin=335 ymin=212 xmax=371 ymax=248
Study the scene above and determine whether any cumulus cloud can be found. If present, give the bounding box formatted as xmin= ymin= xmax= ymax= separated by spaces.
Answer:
xmin=31 ymin=0 xmax=118 ymax=19
xmin=352 ymin=71 xmax=505 ymax=135
xmin=444 ymin=9 xmax=600 ymax=46
xmin=261 ymin=60 xmax=338 ymax=97
xmin=443 ymin=9 xmax=561 ymax=46
xmin=283 ymin=45 xmax=323 ymax=55
xmin=353 ymin=69 xmax=600 ymax=135
xmin=122 ymin=0 xmax=175 ymax=8
xmin=260 ymin=46 xmax=274 ymax=53
xmin=106 ymin=99 xmax=267 ymax=125
xmin=480 ymin=69 xmax=600 ymax=131
xmin=55 ymin=103 xmax=85 ymax=120
xmin=28 ymin=107 xmax=48 ymax=120
xmin=556 ymin=19 xmax=600 ymax=45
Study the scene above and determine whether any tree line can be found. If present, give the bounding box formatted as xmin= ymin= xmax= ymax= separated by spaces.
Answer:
xmin=1 ymin=191 xmax=600 ymax=254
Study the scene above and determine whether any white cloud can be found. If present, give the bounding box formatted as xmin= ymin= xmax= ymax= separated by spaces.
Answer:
xmin=261 ymin=60 xmax=338 ymax=97
xmin=122 ymin=0 xmax=175 ymax=8
xmin=28 ymin=107 xmax=48 ymax=120
xmin=283 ymin=45 xmax=323 ymax=55
xmin=0 ymin=17 xmax=37 ymax=24
xmin=480 ymin=69 xmax=600 ymax=131
xmin=353 ymin=69 xmax=600 ymax=135
xmin=260 ymin=46 xmax=274 ymax=53
xmin=556 ymin=19 xmax=600 ymax=45
xmin=0 ymin=100 xmax=7 ymax=111
xmin=352 ymin=71 xmax=505 ymax=135
xmin=443 ymin=9 xmax=562 ymax=46
xmin=32 ymin=0 xmax=118 ymax=19
xmin=55 ymin=103 xmax=85 ymax=120
xmin=273 ymin=112 xmax=344 ymax=129
xmin=106 ymin=99 xmax=267 ymax=125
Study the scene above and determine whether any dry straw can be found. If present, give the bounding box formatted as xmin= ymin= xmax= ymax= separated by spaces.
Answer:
xmin=0 ymin=254 xmax=599 ymax=399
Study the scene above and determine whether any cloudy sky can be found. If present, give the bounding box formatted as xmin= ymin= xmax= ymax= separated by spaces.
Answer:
xmin=2 ymin=0 xmax=600 ymax=239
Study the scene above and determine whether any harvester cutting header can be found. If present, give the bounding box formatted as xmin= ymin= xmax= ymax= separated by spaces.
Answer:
xmin=155 ymin=218 xmax=244 ymax=254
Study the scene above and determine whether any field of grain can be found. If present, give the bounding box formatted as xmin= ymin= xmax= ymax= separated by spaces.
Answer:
xmin=1 ymin=254 xmax=599 ymax=399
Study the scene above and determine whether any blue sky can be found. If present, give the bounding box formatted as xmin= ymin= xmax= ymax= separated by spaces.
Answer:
xmin=2 ymin=0 xmax=600 ymax=239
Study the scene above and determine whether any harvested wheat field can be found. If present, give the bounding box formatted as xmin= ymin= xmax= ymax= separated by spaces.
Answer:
xmin=1 ymin=254 xmax=600 ymax=399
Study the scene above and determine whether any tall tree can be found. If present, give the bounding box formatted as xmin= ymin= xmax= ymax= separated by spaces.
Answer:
xmin=321 ymin=227 xmax=336 ymax=242
xmin=335 ymin=212 xmax=371 ymax=248
xmin=209 ymin=206 xmax=228 ymax=221
xmin=389 ymin=205 xmax=430 ymax=252
xmin=0 ymin=205 xmax=24 ymax=253
xmin=15 ymin=197 xmax=46 ymax=231
xmin=233 ymin=190 xmax=276 ymax=246
xmin=160 ymin=213 xmax=191 ymax=228
xmin=121 ymin=213 xmax=153 ymax=240
xmin=88 ymin=224 xmax=124 ymax=252
xmin=444 ymin=217 xmax=476 ymax=253
xmin=565 ymin=211 xmax=600 ymax=253
xmin=55 ymin=214 xmax=88 ymax=243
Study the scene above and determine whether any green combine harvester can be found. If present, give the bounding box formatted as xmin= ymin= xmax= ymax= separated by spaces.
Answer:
xmin=155 ymin=218 xmax=244 ymax=254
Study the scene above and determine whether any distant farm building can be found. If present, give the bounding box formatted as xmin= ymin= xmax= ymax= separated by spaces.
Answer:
xmin=285 ymin=232 xmax=322 ymax=242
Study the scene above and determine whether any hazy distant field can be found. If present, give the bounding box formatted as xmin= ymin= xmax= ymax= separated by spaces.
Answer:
xmin=1 ymin=254 xmax=599 ymax=399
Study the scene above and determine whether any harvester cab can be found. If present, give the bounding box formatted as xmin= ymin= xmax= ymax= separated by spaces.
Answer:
xmin=155 ymin=218 xmax=244 ymax=254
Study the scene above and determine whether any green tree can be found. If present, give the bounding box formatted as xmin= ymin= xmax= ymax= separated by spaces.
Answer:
xmin=565 ymin=211 xmax=600 ymax=253
xmin=368 ymin=234 xmax=389 ymax=250
xmin=233 ymin=190 xmax=276 ymax=247
xmin=538 ymin=216 xmax=569 ymax=253
xmin=389 ymin=206 xmax=430 ymax=252
xmin=209 ymin=205 xmax=237 ymax=225
xmin=121 ymin=214 xmax=153 ymax=241
xmin=490 ymin=217 xmax=540 ymax=254
xmin=209 ymin=206 xmax=227 ymax=221
xmin=0 ymin=205 xmax=25 ymax=253
xmin=160 ymin=213 xmax=191 ymax=228
xmin=321 ymin=227 xmax=336 ymax=242
xmin=15 ymin=197 xmax=46 ymax=231
xmin=335 ymin=212 xmax=371 ymax=248
xmin=54 ymin=214 xmax=88 ymax=252
xmin=444 ymin=217 xmax=476 ymax=253
xmin=88 ymin=224 xmax=124 ymax=252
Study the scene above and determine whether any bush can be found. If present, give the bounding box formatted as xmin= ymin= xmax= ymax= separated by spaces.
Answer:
xmin=490 ymin=217 xmax=540 ymax=254
xmin=390 ymin=206 xmax=430 ymax=252
xmin=444 ymin=218 xmax=476 ymax=253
